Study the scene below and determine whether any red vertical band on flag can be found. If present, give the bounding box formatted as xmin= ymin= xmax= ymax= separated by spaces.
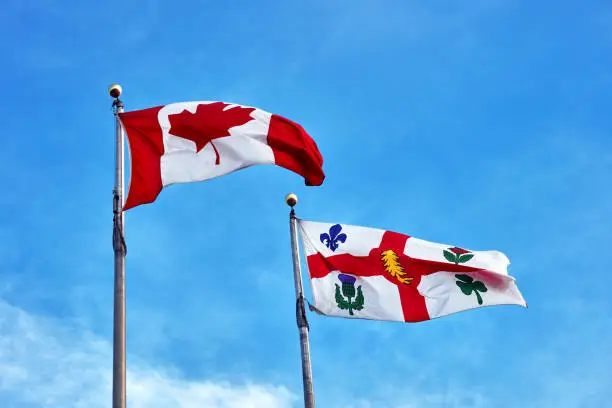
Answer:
xmin=370 ymin=232 xmax=430 ymax=322
xmin=267 ymin=115 xmax=325 ymax=186
xmin=119 ymin=106 xmax=164 ymax=211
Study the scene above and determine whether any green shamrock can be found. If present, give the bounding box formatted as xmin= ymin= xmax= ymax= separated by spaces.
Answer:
xmin=455 ymin=274 xmax=488 ymax=305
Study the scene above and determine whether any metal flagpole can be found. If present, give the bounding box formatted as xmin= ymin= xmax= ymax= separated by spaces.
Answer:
xmin=109 ymin=83 xmax=126 ymax=408
xmin=286 ymin=193 xmax=316 ymax=408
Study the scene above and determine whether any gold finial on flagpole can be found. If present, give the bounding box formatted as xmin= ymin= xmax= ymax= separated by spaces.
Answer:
xmin=285 ymin=193 xmax=298 ymax=207
xmin=108 ymin=83 xmax=123 ymax=99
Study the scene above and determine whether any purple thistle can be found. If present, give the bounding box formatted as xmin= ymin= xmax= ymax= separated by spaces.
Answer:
xmin=338 ymin=274 xmax=357 ymax=284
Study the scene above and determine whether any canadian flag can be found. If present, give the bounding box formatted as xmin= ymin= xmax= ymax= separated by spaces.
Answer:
xmin=118 ymin=101 xmax=325 ymax=210
xmin=298 ymin=220 xmax=526 ymax=322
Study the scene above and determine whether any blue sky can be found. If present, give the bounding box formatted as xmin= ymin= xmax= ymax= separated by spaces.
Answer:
xmin=1 ymin=1 xmax=611 ymax=407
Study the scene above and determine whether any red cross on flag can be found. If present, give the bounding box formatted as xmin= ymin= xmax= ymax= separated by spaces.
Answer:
xmin=298 ymin=220 xmax=526 ymax=322
xmin=118 ymin=101 xmax=325 ymax=210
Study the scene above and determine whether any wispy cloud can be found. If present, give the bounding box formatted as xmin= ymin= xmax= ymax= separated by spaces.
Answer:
xmin=0 ymin=299 xmax=296 ymax=408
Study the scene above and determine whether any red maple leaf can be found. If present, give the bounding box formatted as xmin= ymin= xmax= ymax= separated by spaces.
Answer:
xmin=168 ymin=102 xmax=256 ymax=165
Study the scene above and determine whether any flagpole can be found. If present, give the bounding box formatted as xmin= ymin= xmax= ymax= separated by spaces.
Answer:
xmin=286 ymin=193 xmax=315 ymax=408
xmin=109 ymin=84 xmax=126 ymax=408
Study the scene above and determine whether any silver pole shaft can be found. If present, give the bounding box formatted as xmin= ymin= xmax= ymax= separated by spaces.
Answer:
xmin=112 ymin=98 xmax=126 ymax=408
xmin=289 ymin=209 xmax=315 ymax=408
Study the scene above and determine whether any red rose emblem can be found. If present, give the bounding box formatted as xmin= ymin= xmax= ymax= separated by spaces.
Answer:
xmin=450 ymin=247 xmax=470 ymax=255
xmin=443 ymin=247 xmax=474 ymax=264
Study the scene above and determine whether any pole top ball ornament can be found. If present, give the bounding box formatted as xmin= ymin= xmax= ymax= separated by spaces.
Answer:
xmin=108 ymin=84 xmax=122 ymax=99
xmin=285 ymin=193 xmax=298 ymax=207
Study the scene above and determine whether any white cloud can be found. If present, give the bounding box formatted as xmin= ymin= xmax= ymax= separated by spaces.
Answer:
xmin=0 ymin=299 xmax=296 ymax=408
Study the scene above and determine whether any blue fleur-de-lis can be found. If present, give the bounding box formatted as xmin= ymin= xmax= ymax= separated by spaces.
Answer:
xmin=320 ymin=224 xmax=347 ymax=252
